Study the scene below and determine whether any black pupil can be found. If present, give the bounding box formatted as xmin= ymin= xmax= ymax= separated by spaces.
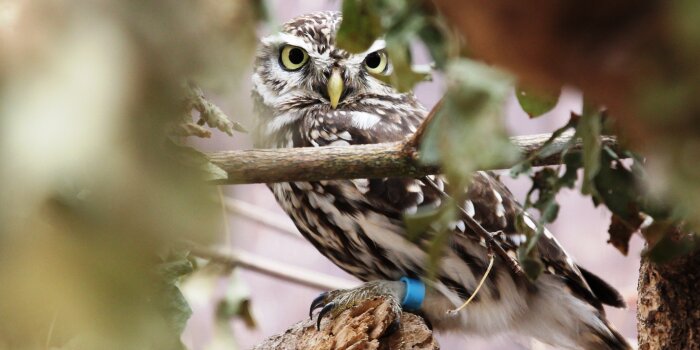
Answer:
xmin=365 ymin=52 xmax=381 ymax=69
xmin=288 ymin=48 xmax=304 ymax=65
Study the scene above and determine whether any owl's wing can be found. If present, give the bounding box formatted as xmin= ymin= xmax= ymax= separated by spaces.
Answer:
xmin=303 ymin=107 xmax=624 ymax=310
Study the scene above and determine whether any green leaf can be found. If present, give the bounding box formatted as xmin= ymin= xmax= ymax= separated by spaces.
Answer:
xmin=520 ymin=255 xmax=544 ymax=281
xmin=384 ymin=42 xmax=431 ymax=92
xmin=559 ymin=152 xmax=582 ymax=188
xmin=404 ymin=206 xmax=443 ymax=241
xmin=168 ymin=141 xmax=229 ymax=181
xmin=607 ymin=214 xmax=641 ymax=255
xmin=216 ymin=270 xmax=256 ymax=329
xmin=420 ymin=59 xmax=516 ymax=194
xmin=643 ymin=221 xmax=698 ymax=263
xmin=158 ymin=257 xmax=195 ymax=281
xmin=576 ymin=110 xmax=602 ymax=196
xmin=516 ymin=84 xmax=561 ymax=118
xmin=593 ymin=153 xmax=640 ymax=219
xmin=418 ymin=19 xmax=449 ymax=69
xmin=337 ymin=0 xmax=383 ymax=53
xmin=155 ymin=253 xmax=196 ymax=345
xmin=202 ymin=162 xmax=229 ymax=181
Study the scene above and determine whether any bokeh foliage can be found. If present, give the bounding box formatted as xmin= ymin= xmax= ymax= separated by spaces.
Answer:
xmin=0 ymin=0 xmax=260 ymax=348
xmin=338 ymin=0 xmax=698 ymax=279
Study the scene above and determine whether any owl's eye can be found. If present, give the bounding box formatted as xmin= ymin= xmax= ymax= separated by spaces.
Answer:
xmin=364 ymin=51 xmax=388 ymax=74
xmin=280 ymin=45 xmax=309 ymax=71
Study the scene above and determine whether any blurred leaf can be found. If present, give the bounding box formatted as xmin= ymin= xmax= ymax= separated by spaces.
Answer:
xmin=643 ymin=222 xmax=698 ymax=263
xmin=593 ymin=154 xmax=640 ymax=219
xmin=202 ymin=162 xmax=229 ymax=182
xmin=421 ymin=59 xmax=516 ymax=193
xmin=516 ymin=84 xmax=561 ymax=118
xmin=251 ymin=0 xmax=269 ymax=21
xmin=519 ymin=254 xmax=544 ymax=281
xmin=339 ymin=0 xmax=449 ymax=92
xmin=216 ymin=271 xmax=256 ymax=329
xmin=337 ymin=0 xmax=383 ymax=53
xmin=418 ymin=19 xmax=450 ymax=69
xmin=168 ymin=142 xmax=229 ymax=181
xmin=514 ymin=215 xmax=544 ymax=280
xmin=577 ymin=110 xmax=602 ymax=196
xmin=560 ymin=152 xmax=582 ymax=189
xmin=404 ymin=206 xmax=443 ymax=241
xmin=384 ymin=42 xmax=432 ymax=92
xmin=607 ymin=214 xmax=641 ymax=255
xmin=158 ymin=255 xmax=195 ymax=281
xmin=154 ymin=254 xmax=197 ymax=349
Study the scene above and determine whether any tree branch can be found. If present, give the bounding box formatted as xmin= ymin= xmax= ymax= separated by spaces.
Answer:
xmin=208 ymin=133 xmax=618 ymax=185
xmin=189 ymin=246 xmax=357 ymax=291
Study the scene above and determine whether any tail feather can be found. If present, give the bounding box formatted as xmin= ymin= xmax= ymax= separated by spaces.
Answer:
xmin=578 ymin=265 xmax=626 ymax=308
xmin=585 ymin=321 xmax=633 ymax=350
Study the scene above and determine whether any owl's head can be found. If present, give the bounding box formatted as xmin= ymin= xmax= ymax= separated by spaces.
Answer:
xmin=252 ymin=11 xmax=399 ymax=119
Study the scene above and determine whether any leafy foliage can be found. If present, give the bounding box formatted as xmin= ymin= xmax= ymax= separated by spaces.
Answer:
xmin=337 ymin=0 xmax=450 ymax=92
xmin=0 ymin=0 xmax=261 ymax=348
xmin=339 ymin=0 xmax=698 ymax=279
xmin=421 ymin=60 xmax=517 ymax=192
xmin=515 ymin=85 xmax=561 ymax=118
xmin=512 ymin=110 xmax=697 ymax=264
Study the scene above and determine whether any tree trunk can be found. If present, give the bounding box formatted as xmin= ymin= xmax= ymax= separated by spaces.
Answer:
xmin=637 ymin=249 xmax=700 ymax=349
xmin=252 ymin=296 xmax=439 ymax=350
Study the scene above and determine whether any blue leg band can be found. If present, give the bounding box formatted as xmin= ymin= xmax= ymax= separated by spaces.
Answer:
xmin=400 ymin=277 xmax=425 ymax=311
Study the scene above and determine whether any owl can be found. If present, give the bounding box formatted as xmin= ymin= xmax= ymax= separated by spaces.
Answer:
xmin=252 ymin=11 xmax=631 ymax=350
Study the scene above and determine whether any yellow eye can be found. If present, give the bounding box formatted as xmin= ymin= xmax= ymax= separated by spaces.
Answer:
xmin=280 ymin=45 xmax=309 ymax=71
xmin=364 ymin=50 xmax=388 ymax=74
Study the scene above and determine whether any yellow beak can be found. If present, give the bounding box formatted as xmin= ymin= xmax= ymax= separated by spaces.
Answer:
xmin=327 ymin=68 xmax=343 ymax=109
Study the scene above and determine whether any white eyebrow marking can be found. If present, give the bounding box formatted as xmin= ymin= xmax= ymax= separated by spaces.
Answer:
xmin=262 ymin=33 xmax=313 ymax=52
xmin=365 ymin=39 xmax=386 ymax=53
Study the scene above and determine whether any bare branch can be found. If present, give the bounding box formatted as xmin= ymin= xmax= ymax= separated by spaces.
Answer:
xmin=222 ymin=197 xmax=303 ymax=240
xmin=189 ymin=246 xmax=357 ymax=291
xmin=208 ymin=133 xmax=619 ymax=185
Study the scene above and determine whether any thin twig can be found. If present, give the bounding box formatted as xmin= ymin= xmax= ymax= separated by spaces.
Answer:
xmin=218 ymin=187 xmax=232 ymax=247
xmin=423 ymin=177 xmax=525 ymax=276
xmin=447 ymin=252 xmax=495 ymax=315
xmin=222 ymin=197 xmax=303 ymax=240
xmin=189 ymin=246 xmax=358 ymax=291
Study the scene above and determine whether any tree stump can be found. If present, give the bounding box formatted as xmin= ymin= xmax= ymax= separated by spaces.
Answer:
xmin=253 ymin=296 xmax=439 ymax=350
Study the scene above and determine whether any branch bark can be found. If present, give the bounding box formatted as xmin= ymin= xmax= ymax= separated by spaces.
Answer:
xmin=208 ymin=133 xmax=618 ymax=185
xmin=637 ymin=249 xmax=700 ymax=349
xmin=252 ymin=296 xmax=438 ymax=350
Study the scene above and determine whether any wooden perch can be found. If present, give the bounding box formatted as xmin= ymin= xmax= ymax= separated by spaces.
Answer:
xmin=252 ymin=296 xmax=438 ymax=350
xmin=208 ymin=132 xmax=618 ymax=184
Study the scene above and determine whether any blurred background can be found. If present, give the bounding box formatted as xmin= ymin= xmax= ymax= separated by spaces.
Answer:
xmin=186 ymin=1 xmax=643 ymax=349
xmin=0 ymin=0 xmax=645 ymax=349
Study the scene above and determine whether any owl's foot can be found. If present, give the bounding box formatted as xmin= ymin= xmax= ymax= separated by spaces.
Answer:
xmin=309 ymin=280 xmax=407 ymax=331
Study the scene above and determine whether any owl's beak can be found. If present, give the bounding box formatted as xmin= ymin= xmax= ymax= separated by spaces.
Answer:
xmin=327 ymin=68 xmax=343 ymax=109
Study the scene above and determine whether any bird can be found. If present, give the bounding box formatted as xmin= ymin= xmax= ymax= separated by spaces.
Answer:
xmin=251 ymin=11 xmax=631 ymax=350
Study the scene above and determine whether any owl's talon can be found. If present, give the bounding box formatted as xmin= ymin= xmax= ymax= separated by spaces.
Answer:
xmin=316 ymin=301 xmax=336 ymax=330
xmin=309 ymin=291 xmax=328 ymax=319
xmin=384 ymin=316 xmax=401 ymax=337
xmin=310 ymin=280 xmax=405 ymax=331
